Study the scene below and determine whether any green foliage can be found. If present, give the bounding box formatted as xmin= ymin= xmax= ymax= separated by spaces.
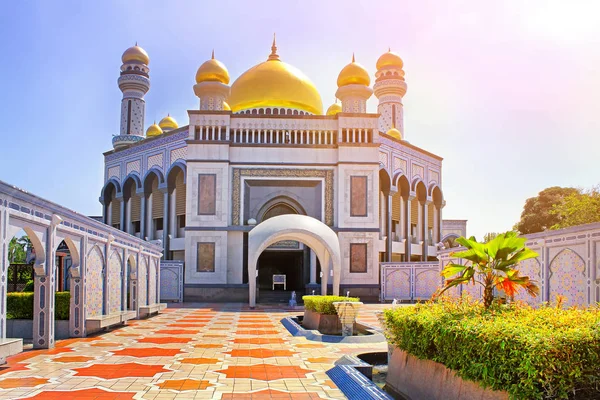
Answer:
xmin=383 ymin=299 xmax=600 ymax=399
xmin=515 ymin=186 xmax=578 ymax=234
xmin=302 ymin=295 xmax=360 ymax=315
xmin=54 ymin=292 xmax=70 ymax=319
xmin=6 ymin=292 xmax=34 ymax=319
xmin=551 ymin=185 xmax=600 ymax=229
xmin=22 ymin=280 xmax=34 ymax=292
xmin=441 ymin=231 xmax=539 ymax=309
xmin=7 ymin=292 xmax=70 ymax=320
xmin=8 ymin=236 xmax=28 ymax=264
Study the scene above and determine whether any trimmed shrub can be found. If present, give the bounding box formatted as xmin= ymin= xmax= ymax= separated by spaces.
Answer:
xmin=302 ymin=295 xmax=360 ymax=315
xmin=22 ymin=280 xmax=34 ymax=292
xmin=7 ymin=292 xmax=34 ymax=319
xmin=7 ymin=292 xmax=71 ymax=320
xmin=55 ymin=292 xmax=70 ymax=320
xmin=383 ymin=298 xmax=600 ymax=400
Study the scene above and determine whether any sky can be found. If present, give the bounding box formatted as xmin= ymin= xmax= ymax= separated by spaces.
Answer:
xmin=0 ymin=0 xmax=599 ymax=240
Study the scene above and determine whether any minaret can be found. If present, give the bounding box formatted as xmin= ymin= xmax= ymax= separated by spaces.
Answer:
xmin=335 ymin=54 xmax=372 ymax=113
xmin=374 ymin=49 xmax=407 ymax=135
xmin=193 ymin=50 xmax=230 ymax=110
xmin=113 ymin=44 xmax=150 ymax=150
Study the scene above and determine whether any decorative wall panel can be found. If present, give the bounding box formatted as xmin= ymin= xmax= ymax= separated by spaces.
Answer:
xmin=85 ymin=246 xmax=104 ymax=318
xmin=198 ymin=174 xmax=216 ymax=215
xmin=197 ymin=243 xmax=215 ymax=272
xmin=549 ymin=249 xmax=586 ymax=307
xmin=138 ymin=257 xmax=147 ymax=307
xmin=350 ymin=176 xmax=368 ymax=217
xmin=350 ymin=243 xmax=368 ymax=273
xmin=109 ymin=250 xmax=122 ymax=314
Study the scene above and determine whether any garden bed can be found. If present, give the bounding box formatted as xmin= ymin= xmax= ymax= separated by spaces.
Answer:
xmin=382 ymin=299 xmax=600 ymax=400
xmin=302 ymin=295 xmax=360 ymax=335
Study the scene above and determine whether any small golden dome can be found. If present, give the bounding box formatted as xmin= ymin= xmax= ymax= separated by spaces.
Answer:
xmin=386 ymin=127 xmax=402 ymax=140
xmin=376 ymin=50 xmax=404 ymax=70
xmin=146 ymin=122 xmax=163 ymax=137
xmin=195 ymin=50 xmax=230 ymax=84
xmin=326 ymin=102 xmax=342 ymax=116
xmin=337 ymin=54 xmax=370 ymax=88
xmin=159 ymin=115 xmax=178 ymax=130
xmin=122 ymin=44 xmax=149 ymax=65
xmin=223 ymin=101 xmax=231 ymax=111
xmin=228 ymin=36 xmax=323 ymax=114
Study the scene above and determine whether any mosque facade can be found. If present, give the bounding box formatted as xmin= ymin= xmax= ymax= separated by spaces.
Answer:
xmin=101 ymin=39 xmax=454 ymax=302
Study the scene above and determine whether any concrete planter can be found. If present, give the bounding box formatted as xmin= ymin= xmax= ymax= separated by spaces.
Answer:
xmin=303 ymin=309 xmax=357 ymax=335
xmin=6 ymin=319 xmax=70 ymax=340
xmin=386 ymin=347 xmax=509 ymax=400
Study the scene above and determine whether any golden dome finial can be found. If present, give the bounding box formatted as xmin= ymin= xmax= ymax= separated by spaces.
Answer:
xmin=269 ymin=33 xmax=280 ymax=61
xmin=337 ymin=55 xmax=370 ymax=87
xmin=212 ymin=49 xmax=214 ymax=59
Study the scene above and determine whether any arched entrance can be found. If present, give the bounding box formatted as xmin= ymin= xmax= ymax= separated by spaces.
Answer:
xmin=247 ymin=214 xmax=341 ymax=307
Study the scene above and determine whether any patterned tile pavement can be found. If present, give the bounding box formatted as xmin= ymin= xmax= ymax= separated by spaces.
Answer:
xmin=0 ymin=303 xmax=389 ymax=399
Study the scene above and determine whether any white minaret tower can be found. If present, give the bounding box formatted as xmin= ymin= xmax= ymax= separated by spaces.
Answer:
xmin=335 ymin=54 xmax=372 ymax=113
xmin=113 ymin=44 xmax=150 ymax=150
xmin=374 ymin=49 xmax=407 ymax=135
xmin=193 ymin=50 xmax=231 ymax=111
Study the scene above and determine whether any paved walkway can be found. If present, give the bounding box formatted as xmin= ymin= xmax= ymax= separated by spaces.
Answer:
xmin=0 ymin=304 xmax=389 ymax=399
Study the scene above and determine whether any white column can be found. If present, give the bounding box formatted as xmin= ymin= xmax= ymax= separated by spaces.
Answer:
xmin=146 ymin=194 xmax=153 ymax=240
xmin=433 ymin=205 xmax=440 ymax=244
xmin=169 ymin=189 xmax=177 ymax=238
xmin=417 ymin=201 xmax=423 ymax=242
xmin=309 ymin=250 xmax=317 ymax=284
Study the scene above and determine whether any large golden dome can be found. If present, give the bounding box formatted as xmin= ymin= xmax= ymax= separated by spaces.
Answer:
xmin=376 ymin=50 xmax=403 ymax=70
xmin=196 ymin=50 xmax=230 ymax=84
xmin=122 ymin=44 xmax=149 ymax=65
xmin=337 ymin=54 xmax=370 ymax=87
xmin=227 ymin=38 xmax=323 ymax=115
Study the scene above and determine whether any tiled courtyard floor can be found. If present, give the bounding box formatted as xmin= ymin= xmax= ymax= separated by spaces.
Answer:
xmin=0 ymin=303 xmax=389 ymax=399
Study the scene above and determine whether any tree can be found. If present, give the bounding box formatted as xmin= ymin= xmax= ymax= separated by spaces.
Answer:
xmin=551 ymin=185 xmax=600 ymax=229
xmin=482 ymin=232 xmax=498 ymax=243
xmin=439 ymin=231 xmax=540 ymax=309
xmin=514 ymin=187 xmax=579 ymax=234
xmin=8 ymin=237 xmax=27 ymax=264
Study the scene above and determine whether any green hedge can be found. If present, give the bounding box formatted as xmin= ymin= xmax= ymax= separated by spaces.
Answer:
xmin=7 ymin=292 xmax=70 ymax=320
xmin=383 ymin=299 xmax=600 ymax=400
xmin=302 ymin=295 xmax=360 ymax=315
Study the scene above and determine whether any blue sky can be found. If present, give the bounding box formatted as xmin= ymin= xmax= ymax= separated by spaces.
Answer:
xmin=1 ymin=1 xmax=599 ymax=239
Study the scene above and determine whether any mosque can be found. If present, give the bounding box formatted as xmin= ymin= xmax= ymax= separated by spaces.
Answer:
xmin=101 ymin=38 xmax=464 ymax=303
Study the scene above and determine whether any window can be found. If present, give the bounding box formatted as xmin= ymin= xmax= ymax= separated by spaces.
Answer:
xmin=178 ymin=215 xmax=186 ymax=229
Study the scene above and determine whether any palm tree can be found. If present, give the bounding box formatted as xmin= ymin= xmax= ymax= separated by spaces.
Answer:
xmin=439 ymin=231 xmax=539 ymax=309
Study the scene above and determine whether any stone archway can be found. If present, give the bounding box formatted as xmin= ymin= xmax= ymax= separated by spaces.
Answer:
xmin=248 ymin=214 xmax=341 ymax=307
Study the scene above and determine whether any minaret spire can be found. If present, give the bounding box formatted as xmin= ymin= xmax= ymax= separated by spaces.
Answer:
xmin=211 ymin=49 xmax=215 ymax=59
xmin=352 ymin=53 xmax=355 ymax=63
xmin=269 ymin=33 xmax=280 ymax=61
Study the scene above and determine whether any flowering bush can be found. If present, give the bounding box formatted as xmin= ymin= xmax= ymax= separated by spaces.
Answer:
xmin=383 ymin=298 xmax=600 ymax=399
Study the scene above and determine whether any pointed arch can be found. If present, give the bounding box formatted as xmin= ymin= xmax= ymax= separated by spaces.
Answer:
xmin=143 ymin=168 xmax=165 ymax=189
xmin=85 ymin=245 xmax=105 ymax=318
xmin=549 ymin=248 xmax=586 ymax=307
xmin=166 ymin=161 xmax=187 ymax=185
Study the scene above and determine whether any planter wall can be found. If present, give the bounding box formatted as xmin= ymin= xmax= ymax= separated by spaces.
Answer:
xmin=386 ymin=347 xmax=509 ymax=400
xmin=6 ymin=319 xmax=70 ymax=340
xmin=303 ymin=309 xmax=356 ymax=335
